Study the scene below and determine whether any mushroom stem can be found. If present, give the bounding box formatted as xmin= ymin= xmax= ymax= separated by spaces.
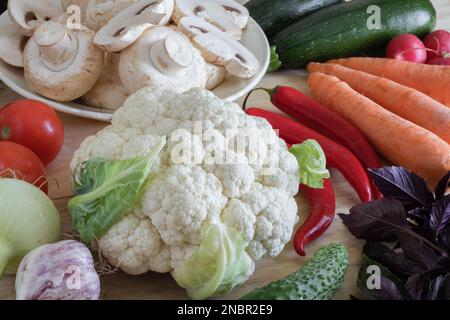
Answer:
xmin=150 ymin=33 xmax=193 ymax=75
xmin=33 ymin=22 xmax=77 ymax=70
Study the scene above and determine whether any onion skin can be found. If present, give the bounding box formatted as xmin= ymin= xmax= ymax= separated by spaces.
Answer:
xmin=15 ymin=240 xmax=100 ymax=300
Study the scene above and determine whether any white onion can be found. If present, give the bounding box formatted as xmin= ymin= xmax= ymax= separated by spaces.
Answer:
xmin=0 ymin=179 xmax=61 ymax=278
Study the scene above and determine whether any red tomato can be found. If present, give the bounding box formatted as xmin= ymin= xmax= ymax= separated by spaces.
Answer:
xmin=0 ymin=99 xmax=64 ymax=166
xmin=0 ymin=141 xmax=48 ymax=193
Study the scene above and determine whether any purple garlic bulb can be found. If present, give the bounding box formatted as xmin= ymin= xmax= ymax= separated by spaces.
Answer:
xmin=15 ymin=240 xmax=101 ymax=300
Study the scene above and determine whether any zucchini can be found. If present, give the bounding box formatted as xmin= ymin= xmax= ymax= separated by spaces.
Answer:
xmin=271 ymin=0 xmax=437 ymax=69
xmin=245 ymin=0 xmax=342 ymax=41
xmin=240 ymin=243 xmax=349 ymax=300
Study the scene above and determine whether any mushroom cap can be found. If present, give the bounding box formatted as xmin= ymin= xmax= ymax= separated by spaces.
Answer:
xmin=172 ymin=0 xmax=249 ymax=40
xmin=205 ymin=63 xmax=227 ymax=90
xmin=82 ymin=52 xmax=129 ymax=110
xmin=0 ymin=24 xmax=28 ymax=68
xmin=84 ymin=0 xmax=140 ymax=31
xmin=178 ymin=17 xmax=259 ymax=79
xmin=8 ymin=0 xmax=64 ymax=36
xmin=94 ymin=0 xmax=174 ymax=52
xmin=119 ymin=26 xmax=207 ymax=94
xmin=24 ymin=21 xmax=105 ymax=102
xmin=191 ymin=32 xmax=235 ymax=65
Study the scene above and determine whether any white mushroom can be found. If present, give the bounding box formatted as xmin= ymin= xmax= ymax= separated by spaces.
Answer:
xmin=8 ymin=0 xmax=64 ymax=37
xmin=0 ymin=24 xmax=28 ymax=68
xmin=119 ymin=26 xmax=207 ymax=94
xmin=205 ymin=63 xmax=227 ymax=90
xmin=82 ymin=52 xmax=129 ymax=110
xmin=178 ymin=17 xmax=259 ymax=79
xmin=84 ymin=0 xmax=140 ymax=31
xmin=23 ymin=21 xmax=104 ymax=102
xmin=172 ymin=0 xmax=249 ymax=40
xmin=94 ymin=0 xmax=174 ymax=52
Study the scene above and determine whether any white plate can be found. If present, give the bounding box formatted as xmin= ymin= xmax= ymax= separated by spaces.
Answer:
xmin=0 ymin=3 xmax=270 ymax=122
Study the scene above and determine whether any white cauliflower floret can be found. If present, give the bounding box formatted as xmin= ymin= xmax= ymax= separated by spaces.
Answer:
xmin=240 ymin=183 xmax=299 ymax=260
xmin=221 ymin=199 xmax=256 ymax=243
xmin=71 ymin=87 xmax=300 ymax=281
xmin=142 ymin=166 xmax=227 ymax=254
xmin=204 ymin=152 xmax=255 ymax=198
xmin=98 ymin=213 xmax=171 ymax=275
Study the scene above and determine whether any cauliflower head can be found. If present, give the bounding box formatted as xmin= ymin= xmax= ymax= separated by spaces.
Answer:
xmin=70 ymin=87 xmax=300 ymax=298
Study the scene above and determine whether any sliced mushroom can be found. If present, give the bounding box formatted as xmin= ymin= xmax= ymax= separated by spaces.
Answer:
xmin=119 ymin=26 xmax=207 ymax=94
xmin=94 ymin=0 xmax=174 ymax=52
xmin=178 ymin=17 xmax=259 ymax=79
xmin=23 ymin=21 xmax=104 ymax=102
xmin=172 ymin=0 xmax=249 ymax=40
xmin=51 ymin=13 xmax=71 ymax=25
xmin=0 ymin=24 xmax=28 ymax=68
xmin=205 ymin=63 xmax=227 ymax=90
xmin=83 ymin=53 xmax=129 ymax=110
xmin=84 ymin=0 xmax=140 ymax=31
xmin=8 ymin=0 xmax=64 ymax=37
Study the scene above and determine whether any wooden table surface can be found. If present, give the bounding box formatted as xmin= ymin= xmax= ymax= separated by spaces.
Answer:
xmin=0 ymin=0 xmax=449 ymax=300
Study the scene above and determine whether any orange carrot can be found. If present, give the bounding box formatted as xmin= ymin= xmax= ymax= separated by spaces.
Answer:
xmin=307 ymin=72 xmax=450 ymax=186
xmin=307 ymin=62 xmax=450 ymax=143
xmin=327 ymin=57 xmax=450 ymax=107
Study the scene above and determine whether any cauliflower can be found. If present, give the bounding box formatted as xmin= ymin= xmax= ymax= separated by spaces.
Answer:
xmin=70 ymin=87 xmax=300 ymax=299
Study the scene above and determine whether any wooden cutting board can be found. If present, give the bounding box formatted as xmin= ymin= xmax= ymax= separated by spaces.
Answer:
xmin=0 ymin=0 xmax=449 ymax=300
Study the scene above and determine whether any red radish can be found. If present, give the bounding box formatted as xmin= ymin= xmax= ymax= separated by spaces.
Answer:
xmin=423 ymin=30 xmax=450 ymax=62
xmin=427 ymin=57 xmax=450 ymax=66
xmin=386 ymin=34 xmax=427 ymax=63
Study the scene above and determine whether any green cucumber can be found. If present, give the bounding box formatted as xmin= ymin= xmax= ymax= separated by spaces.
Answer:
xmin=245 ymin=0 xmax=342 ymax=41
xmin=271 ymin=0 xmax=437 ymax=69
xmin=240 ymin=243 xmax=349 ymax=300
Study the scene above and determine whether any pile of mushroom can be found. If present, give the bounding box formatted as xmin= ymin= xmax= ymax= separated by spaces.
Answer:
xmin=0 ymin=0 xmax=259 ymax=110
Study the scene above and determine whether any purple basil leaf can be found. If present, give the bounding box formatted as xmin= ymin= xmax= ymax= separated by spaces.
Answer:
xmin=426 ymin=257 xmax=450 ymax=276
xmin=435 ymin=171 xmax=450 ymax=201
xmin=396 ymin=233 xmax=439 ymax=274
xmin=407 ymin=207 xmax=429 ymax=225
xmin=369 ymin=167 xmax=434 ymax=209
xmin=439 ymin=226 xmax=450 ymax=252
xmin=430 ymin=195 xmax=450 ymax=237
xmin=411 ymin=225 xmax=437 ymax=248
xmin=404 ymin=257 xmax=450 ymax=300
xmin=357 ymin=255 xmax=410 ymax=300
xmin=363 ymin=242 xmax=411 ymax=276
xmin=406 ymin=257 xmax=450 ymax=300
xmin=339 ymin=198 xmax=409 ymax=241
xmin=376 ymin=276 xmax=406 ymax=300
xmin=405 ymin=274 xmax=428 ymax=300
xmin=427 ymin=274 xmax=450 ymax=300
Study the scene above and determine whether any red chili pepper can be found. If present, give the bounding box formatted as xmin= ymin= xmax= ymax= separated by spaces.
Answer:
xmin=295 ymin=179 xmax=336 ymax=256
xmin=246 ymin=107 xmax=373 ymax=202
xmin=244 ymin=87 xmax=382 ymax=199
